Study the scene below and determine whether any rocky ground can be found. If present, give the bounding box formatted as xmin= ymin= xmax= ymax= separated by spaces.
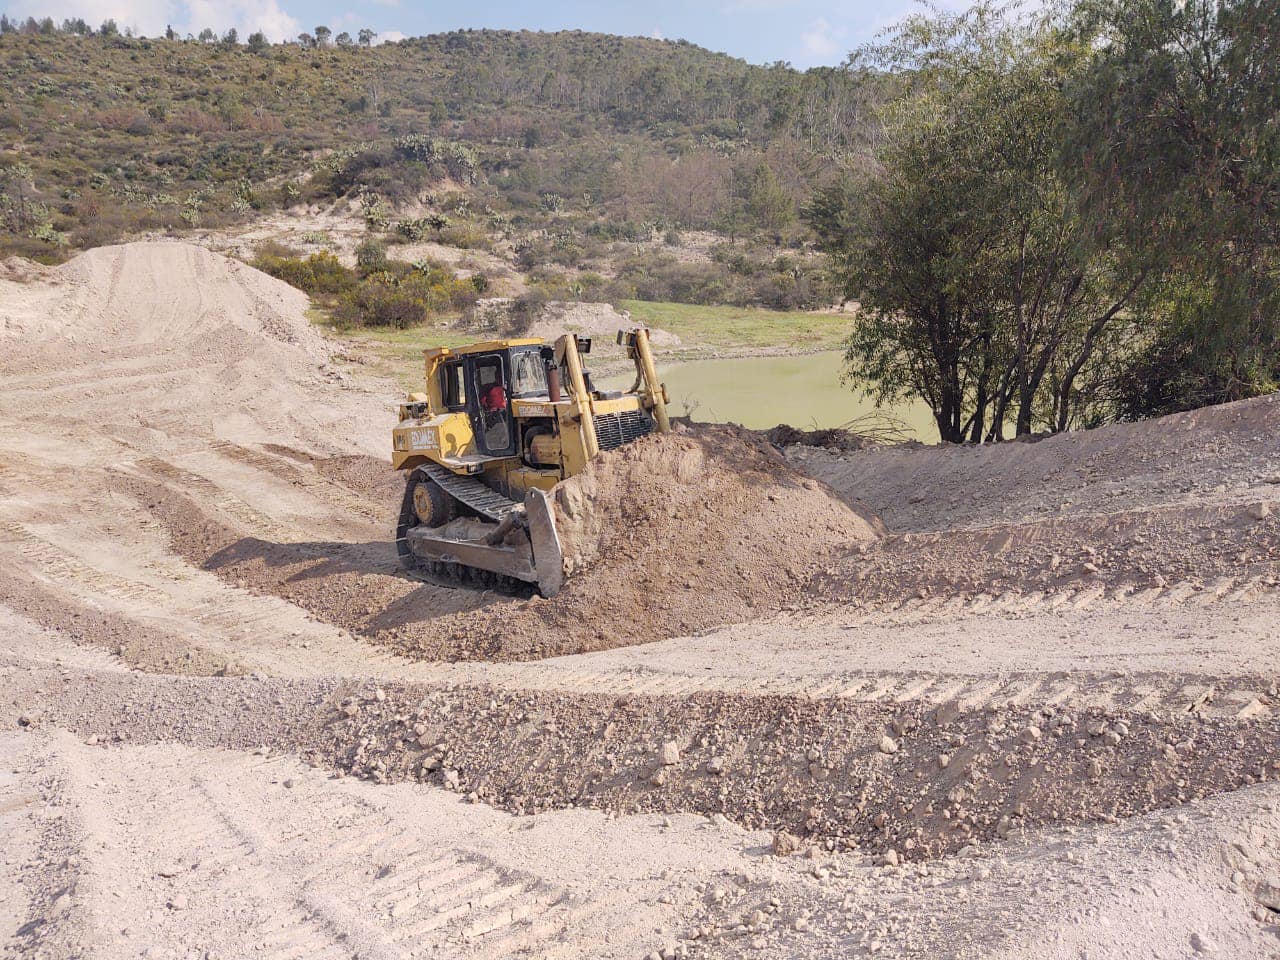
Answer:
xmin=2 ymin=241 xmax=1279 ymax=959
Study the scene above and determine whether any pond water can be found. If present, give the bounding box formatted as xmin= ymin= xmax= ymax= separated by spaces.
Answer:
xmin=604 ymin=351 xmax=937 ymax=442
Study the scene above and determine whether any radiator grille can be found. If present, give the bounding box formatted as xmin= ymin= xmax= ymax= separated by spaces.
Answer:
xmin=593 ymin=409 xmax=654 ymax=451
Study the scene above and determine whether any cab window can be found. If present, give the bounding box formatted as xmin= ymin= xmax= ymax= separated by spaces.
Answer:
xmin=441 ymin=361 xmax=466 ymax=411
xmin=510 ymin=350 xmax=548 ymax=397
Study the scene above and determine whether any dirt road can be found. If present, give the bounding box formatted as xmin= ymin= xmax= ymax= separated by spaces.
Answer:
xmin=2 ymin=242 xmax=1278 ymax=958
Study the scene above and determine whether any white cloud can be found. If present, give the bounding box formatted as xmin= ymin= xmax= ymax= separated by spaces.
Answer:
xmin=650 ymin=27 xmax=665 ymax=40
xmin=3 ymin=0 xmax=298 ymax=40
xmin=377 ymin=30 xmax=406 ymax=44
xmin=799 ymin=17 xmax=843 ymax=63
xmin=184 ymin=0 xmax=298 ymax=41
xmin=4 ymin=0 xmax=179 ymax=35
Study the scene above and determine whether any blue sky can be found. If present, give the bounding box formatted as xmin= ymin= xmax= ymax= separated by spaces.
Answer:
xmin=1 ymin=0 xmax=971 ymax=68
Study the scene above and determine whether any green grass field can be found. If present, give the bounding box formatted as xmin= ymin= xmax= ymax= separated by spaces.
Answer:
xmin=618 ymin=300 xmax=852 ymax=351
xmin=308 ymin=309 xmax=475 ymax=388
xmin=312 ymin=300 xmax=854 ymax=389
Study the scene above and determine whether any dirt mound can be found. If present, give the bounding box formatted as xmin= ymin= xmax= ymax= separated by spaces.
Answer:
xmin=528 ymin=300 xmax=680 ymax=346
xmin=766 ymin=423 xmax=878 ymax=453
xmin=401 ymin=424 xmax=882 ymax=659
xmin=794 ymin=392 xmax=1280 ymax=533
xmin=0 ymin=241 xmax=389 ymax=458
xmin=0 ymin=255 xmax=53 ymax=284
xmin=0 ymin=241 xmax=323 ymax=355
xmin=469 ymin=298 xmax=679 ymax=350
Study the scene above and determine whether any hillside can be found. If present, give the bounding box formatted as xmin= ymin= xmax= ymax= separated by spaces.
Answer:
xmin=0 ymin=28 xmax=886 ymax=263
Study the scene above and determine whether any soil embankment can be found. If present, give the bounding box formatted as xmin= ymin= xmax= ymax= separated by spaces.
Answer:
xmin=3 ymin=242 xmax=1279 ymax=960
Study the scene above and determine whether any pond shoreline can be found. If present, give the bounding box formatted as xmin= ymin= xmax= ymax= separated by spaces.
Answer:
xmin=589 ymin=342 xmax=843 ymax=379
xmin=601 ymin=350 xmax=935 ymax=440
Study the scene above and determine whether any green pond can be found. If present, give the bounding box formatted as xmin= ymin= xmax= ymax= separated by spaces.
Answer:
xmin=604 ymin=351 xmax=937 ymax=441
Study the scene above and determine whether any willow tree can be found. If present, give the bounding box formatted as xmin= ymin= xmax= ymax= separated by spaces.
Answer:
xmin=808 ymin=3 xmax=1149 ymax=442
xmin=1067 ymin=0 xmax=1280 ymax=417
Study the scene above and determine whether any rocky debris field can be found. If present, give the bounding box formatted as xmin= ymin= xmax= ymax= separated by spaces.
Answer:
xmin=2 ymin=242 xmax=1279 ymax=959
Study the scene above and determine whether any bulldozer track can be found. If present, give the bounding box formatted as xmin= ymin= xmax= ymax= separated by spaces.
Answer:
xmin=389 ymin=660 xmax=1275 ymax=721
xmin=31 ymin=739 xmax=674 ymax=960
xmin=0 ymin=518 xmax=178 ymax=609
xmin=843 ymin=572 xmax=1279 ymax=624
xmin=207 ymin=440 xmax=391 ymax=527
xmin=131 ymin=456 xmax=300 ymax=543
xmin=422 ymin=463 xmax=523 ymax=522
xmin=4 ymin=496 xmax=1272 ymax=719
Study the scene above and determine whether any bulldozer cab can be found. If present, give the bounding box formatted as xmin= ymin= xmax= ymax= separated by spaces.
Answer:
xmin=438 ymin=345 xmax=550 ymax=458
xmin=471 ymin=352 xmax=514 ymax=456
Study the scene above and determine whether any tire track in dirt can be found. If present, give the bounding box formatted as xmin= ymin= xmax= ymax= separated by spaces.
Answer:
xmin=7 ymin=733 xmax=718 ymax=960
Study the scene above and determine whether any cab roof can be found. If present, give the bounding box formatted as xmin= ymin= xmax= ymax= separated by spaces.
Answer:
xmin=424 ymin=338 xmax=544 ymax=360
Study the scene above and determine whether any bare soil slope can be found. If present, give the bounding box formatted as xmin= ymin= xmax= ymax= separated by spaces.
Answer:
xmin=1 ymin=243 xmax=1278 ymax=960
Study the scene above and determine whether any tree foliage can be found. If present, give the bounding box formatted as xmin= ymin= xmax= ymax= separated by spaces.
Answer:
xmin=813 ymin=0 xmax=1279 ymax=440
xmin=810 ymin=4 xmax=1148 ymax=442
xmin=1065 ymin=0 xmax=1280 ymax=416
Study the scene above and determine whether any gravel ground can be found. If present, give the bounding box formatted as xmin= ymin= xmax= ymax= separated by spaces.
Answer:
xmin=2 ymin=242 xmax=1279 ymax=958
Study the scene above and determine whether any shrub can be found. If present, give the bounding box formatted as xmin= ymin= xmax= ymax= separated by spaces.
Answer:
xmin=436 ymin=222 xmax=488 ymax=249
xmin=252 ymin=247 xmax=357 ymax=296
xmin=332 ymin=265 xmax=477 ymax=328
xmin=354 ymin=237 xmax=388 ymax=274
xmin=394 ymin=214 xmax=447 ymax=241
xmin=391 ymin=135 xmax=480 ymax=184
xmin=333 ymin=276 xmax=425 ymax=328
xmin=507 ymin=288 xmax=550 ymax=334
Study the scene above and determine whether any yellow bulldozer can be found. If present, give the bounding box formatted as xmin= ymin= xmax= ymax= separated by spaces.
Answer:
xmin=392 ymin=328 xmax=671 ymax=596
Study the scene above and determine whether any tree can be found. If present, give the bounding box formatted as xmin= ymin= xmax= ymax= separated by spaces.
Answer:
xmin=99 ymin=19 xmax=119 ymax=36
xmin=297 ymin=32 xmax=315 ymax=49
xmin=164 ymin=24 xmax=177 ymax=40
xmin=810 ymin=4 xmax=1148 ymax=442
xmin=246 ymin=31 xmax=268 ymax=53
xmin=357 ymin=28 xmax=375 ymax=47
xmin=0 ymin=15 xmax=13 ymax=34
xmin=1067 ymin=0 xmax=1280 ymax=416
xmin=222 ymin=27 xmax=238 ymax=46
xmin=335 ymin=31 xmax=352 ymax=47
xmin=741 ymin=161 xmax=793 ymax=234
xmin=313 ymin=25 xmax=331 ymax=48
xmin=197 ymin=27 xmax=215 ymax=43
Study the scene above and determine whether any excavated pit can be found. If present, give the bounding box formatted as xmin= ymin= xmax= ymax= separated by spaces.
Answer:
xmin=126 ymin=423 xmax=883 ymax=663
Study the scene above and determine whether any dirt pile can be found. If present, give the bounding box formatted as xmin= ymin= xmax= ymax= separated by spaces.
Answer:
xmin=793 ymin=392 xmax=1280 ymax=533
xmin=0 ymin=241 xmax=321 ymax=356
xmin=0 ymin=255 xmax=53 ymax=284
xmin=527 ymin=300 xmax=681 ymax=346
xmin=470 ymin=298 xmax=680 ymax=361
xmin=0 ymin=241 xmax=390 ymax=458
xmin=405 ymin=425 xmax=882 ymax=659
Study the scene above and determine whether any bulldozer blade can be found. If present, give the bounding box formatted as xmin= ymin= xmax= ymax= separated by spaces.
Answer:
xmin=525 ymin=488 xmax=565 ymax=598
xmin=405 ymin=526 xmax=538 ymax=583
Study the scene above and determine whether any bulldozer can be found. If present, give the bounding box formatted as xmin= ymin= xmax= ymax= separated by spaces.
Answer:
xmin=392 ymin=328 xmax=671 ymax=596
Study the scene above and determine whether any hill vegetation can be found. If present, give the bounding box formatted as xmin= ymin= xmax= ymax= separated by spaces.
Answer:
xmin=0 ymin=22 xmax=884 ymax=262
xmin=3 ymin=3 xmax=1277 ymax=440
